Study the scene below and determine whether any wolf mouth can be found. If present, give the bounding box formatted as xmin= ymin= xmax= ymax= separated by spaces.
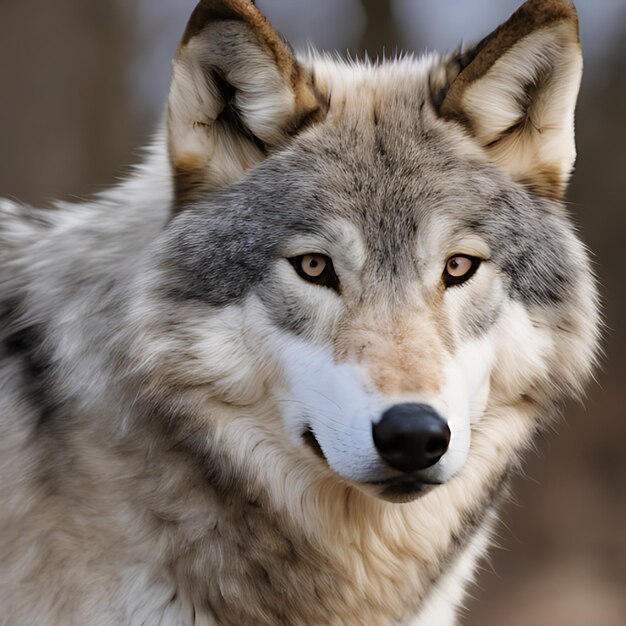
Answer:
xmin=302 ymin=427 xmax=443 ymax=498
xmin=302 ymin=427 xmax=326 ymax=461
xmin=368 ymin=476 xmax=443 ymax=499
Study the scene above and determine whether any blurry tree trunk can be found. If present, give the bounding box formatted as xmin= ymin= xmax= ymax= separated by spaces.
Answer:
xmin=358 ymin=0 xmax=399 ymax=59
xmin=0 ymin=0 xmax=137 ymax=205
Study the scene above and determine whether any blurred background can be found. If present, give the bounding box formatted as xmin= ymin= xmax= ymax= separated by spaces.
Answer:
xmin=1 ymin=1 xmax=624 ymax=623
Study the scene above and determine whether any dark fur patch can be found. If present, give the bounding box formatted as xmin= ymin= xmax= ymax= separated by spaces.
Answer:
xmin=1 ymin=314 xmax=59 ymax=428
xmin=181 ymin=1 xmax=249 ymax=46
xmin=480 ymin=192 xmax=575 ymax=305
xmin=211 ymin=68 xmax=269 ymax=157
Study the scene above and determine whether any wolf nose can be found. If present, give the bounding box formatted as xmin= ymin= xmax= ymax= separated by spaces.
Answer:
xmin=372 ymin=404 xmax=451 ymax=473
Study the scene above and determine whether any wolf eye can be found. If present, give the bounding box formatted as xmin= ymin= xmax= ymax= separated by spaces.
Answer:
xmin=443 ymin=255 xmax=481 ymax=287
xmin=289 ymin=254 xmax=340 ymax=292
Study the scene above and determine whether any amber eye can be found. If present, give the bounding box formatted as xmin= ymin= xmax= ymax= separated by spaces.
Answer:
xmin=443 ymin=255 xmax=481 ymax=287
xmin=301 ymin=254 xmax=326 ymax=277
xmin=289 ymin=254 xmax=341 ymax=292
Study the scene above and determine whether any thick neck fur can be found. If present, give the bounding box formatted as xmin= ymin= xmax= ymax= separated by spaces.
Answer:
xmin=0 ymin=134 xmax=561 ymax=625
xmin=5 ymin=393 xmax=518 ymax=625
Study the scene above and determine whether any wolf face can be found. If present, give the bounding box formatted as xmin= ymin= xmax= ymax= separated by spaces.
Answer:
xmin=123 ymin=0 xmax=599 ymax=506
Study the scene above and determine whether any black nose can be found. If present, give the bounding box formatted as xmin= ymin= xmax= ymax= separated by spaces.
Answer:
xmin=372 ymin=403 xmax=451 ymax=473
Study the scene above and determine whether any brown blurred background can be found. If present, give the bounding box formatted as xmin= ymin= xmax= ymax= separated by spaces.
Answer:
xmin=1 ymin=1 xmax=624 ymax=624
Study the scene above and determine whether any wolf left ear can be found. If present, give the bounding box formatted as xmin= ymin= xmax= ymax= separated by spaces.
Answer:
xmin=431 ymin=0 xmax=582 ymax=200
xmin=168 ymin=0 xmax=326 ymax=206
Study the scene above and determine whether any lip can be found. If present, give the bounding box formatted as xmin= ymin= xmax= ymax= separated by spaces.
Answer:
xmin=367 ymin=476 xmax=443 ymax=487
xmin=368 ymin=476 xmax=442 ymax=499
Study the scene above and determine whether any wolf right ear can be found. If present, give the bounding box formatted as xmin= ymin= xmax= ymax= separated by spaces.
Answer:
xmin=431 ymin=0 xmax=582 ymax=200
xmin=167 ymin=0 xmax=326 ymax=206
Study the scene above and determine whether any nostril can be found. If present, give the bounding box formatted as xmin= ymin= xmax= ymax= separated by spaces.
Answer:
xmin=373 ymin=403 xmax=451 ymax=474
xmin=425 ymin=436 xmax=449 ymax=458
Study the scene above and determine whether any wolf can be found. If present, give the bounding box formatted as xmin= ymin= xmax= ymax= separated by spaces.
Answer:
xmin=0 ymin=0 xmax=600 ymax=624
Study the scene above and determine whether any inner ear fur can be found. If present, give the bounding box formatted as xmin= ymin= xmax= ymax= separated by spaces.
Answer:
xmin=431 ymin=0 xmax=582 ymax=200
xmin=168 ymin=0 xmax=326 ymax=205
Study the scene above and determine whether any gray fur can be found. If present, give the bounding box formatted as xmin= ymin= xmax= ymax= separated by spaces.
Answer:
xmin=162 ymin=97 xmax=579 ymax=319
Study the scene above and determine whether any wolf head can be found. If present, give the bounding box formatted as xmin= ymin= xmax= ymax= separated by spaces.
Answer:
xmin=126 ymin=0 xmax=598 ymax=505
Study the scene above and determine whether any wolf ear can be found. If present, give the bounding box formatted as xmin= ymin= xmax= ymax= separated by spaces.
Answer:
xmin=431 ymin=0 xmax=582 ymax=200
xmin=168 ymin=0 xmax=326 ymax=205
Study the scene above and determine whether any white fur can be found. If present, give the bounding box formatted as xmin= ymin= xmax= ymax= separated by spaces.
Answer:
xmin=267 ymin=329 xmax=495 ymax=487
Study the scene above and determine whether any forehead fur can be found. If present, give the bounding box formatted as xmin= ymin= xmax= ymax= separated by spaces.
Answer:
xmin=165 ymin=54 xmax=581 ymax=312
